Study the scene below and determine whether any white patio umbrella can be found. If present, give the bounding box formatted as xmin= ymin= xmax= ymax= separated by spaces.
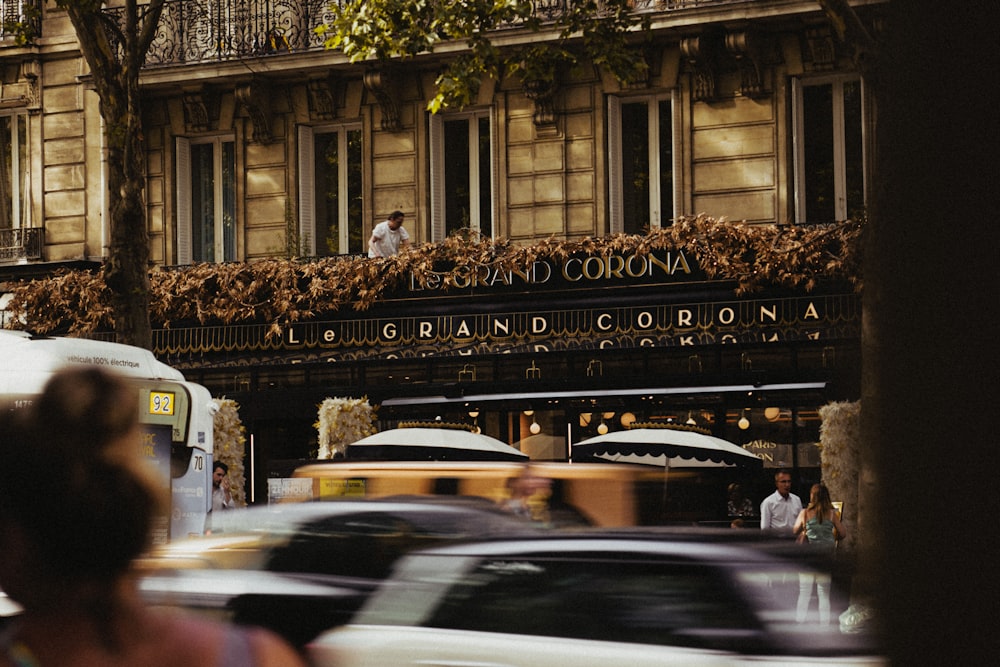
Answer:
xmin=346 ymin=425 xmax=528 ymax=462
xmin=572 ymin=424 xmax=761 ymax=469
xmin=573 ymin=424 xmax=761 ymax=520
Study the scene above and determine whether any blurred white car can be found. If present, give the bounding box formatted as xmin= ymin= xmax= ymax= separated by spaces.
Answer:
xmin=137 ymin=496 xmax=539 ymax=647
xmin=310 ymin=529 xmax=884 ymax=667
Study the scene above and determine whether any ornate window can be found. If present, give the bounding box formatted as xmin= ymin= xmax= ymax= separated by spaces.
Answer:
xmin=429 ymin=110 xmax=496 ymax=241
xmin=608 ymin=94 xmax=677 ymax=233
xmin=298 ymin=124 xmax=365 ymax=256
xmin=792 ymin=76 xmax=866 ymax=223
xmin=176 ymin=136 xmax=237 ymax=263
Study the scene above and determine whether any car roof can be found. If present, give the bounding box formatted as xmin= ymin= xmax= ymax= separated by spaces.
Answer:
xmin=208 ymin=495 xmax=538 ymax=534
xmin=390 ymin=526 xmax=810 ymax=564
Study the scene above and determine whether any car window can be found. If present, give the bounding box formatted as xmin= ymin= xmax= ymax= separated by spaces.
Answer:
xmin=423 ymin=554 xmax=764 ymax=651
xmin=265 ymin=512 xmax=438 ymax=579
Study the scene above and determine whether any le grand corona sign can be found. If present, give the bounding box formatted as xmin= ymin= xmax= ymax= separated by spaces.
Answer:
xmin=279 ymin=293 xmax=859 ymax=359
xmin=407 ymin=249 xmax=695 ymax=293
xmin=155 ymin=251 xmax=860 ymax=359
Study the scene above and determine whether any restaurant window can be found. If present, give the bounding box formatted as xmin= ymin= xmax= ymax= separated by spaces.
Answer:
xmin=0 ymin=110 xmax=29 ymax=230
xmin=608 ymin=94 xmax=676 ymax=233
xmin=176 ymin=136 xmax=237 ymax=264
xmin=792 ymin=76 xmax=866 ymax=223
xmin=429 ymin=109 xmax=495 ymax=241
xmin=298 ymin=124 xmax=364 ymax=256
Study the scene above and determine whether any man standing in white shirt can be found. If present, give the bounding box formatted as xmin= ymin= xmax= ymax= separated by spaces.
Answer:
xmin=760 ymin=469 xmax=802 ymax=535
xmin=368 ymin=210 xmax=410 ymax=258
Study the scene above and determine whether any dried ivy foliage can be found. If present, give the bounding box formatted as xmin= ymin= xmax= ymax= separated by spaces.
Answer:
xmin=3 ymin=215 xmax=863 ymax=337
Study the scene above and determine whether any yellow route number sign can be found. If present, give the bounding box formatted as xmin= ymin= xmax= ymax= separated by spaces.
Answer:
xmin=149 ymin=390 xmax=176 ymax=416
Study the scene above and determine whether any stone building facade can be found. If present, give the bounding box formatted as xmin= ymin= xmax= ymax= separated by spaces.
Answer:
xmin=1 ymin=1 xmax=884 ymax=502
xmin=1 ymin=0 xmax=882 ymax=269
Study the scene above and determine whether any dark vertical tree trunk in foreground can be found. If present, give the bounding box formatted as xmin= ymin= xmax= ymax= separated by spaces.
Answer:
xmin=872 ymin=1 xmax=998 ymax=664
xmin=60 ymin=0 xmax=164 ymax=349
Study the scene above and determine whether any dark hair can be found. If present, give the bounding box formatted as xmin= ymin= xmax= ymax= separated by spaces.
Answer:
xmin=389 ymin=210 xmax=404 ymax=221
xmin=0 ymin=367 xmax=162 ymax=582
xmin=214 ymin=461 xmax=229 ymax=474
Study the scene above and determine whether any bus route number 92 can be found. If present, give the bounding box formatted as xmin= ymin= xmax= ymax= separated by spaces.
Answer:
xmin=149 ymin=391 xmax=176 ymax=416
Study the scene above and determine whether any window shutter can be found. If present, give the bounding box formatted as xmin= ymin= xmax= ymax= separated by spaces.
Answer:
xmin=298 ymin=125 xmax=316 ymax=256
xmin=489 ymin=107 xmax=499 ymax=238
xmin=790 ymin=77 xmax=805 ymax=223
xmin=607 ymin=96 xmax=623 ymax=234
xmin=428 ymin=113 xmax=445 ymax=242
xmin=175 ymin=137 xmax=192 ymax=265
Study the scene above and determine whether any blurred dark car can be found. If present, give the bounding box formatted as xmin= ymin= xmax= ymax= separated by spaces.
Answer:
xmin=137 ymin=496 xmax=540 ymax=647
xmin=310 ymin=528 xmax=884 ymax=666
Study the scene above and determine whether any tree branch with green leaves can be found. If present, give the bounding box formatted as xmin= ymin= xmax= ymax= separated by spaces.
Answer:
xmin=316 ymin=0 xmax=648 ymax=112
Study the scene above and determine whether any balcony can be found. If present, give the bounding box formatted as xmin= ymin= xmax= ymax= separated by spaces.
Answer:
xmin=121 ymin=0 xmax=751 ymax=69
xmin=0 ymin=227 xmax=42 ymax=264
xmin=117 ymin=0 xmax=337 ymax=67
xmin=0 ymin=0 xmax=41 ymax=42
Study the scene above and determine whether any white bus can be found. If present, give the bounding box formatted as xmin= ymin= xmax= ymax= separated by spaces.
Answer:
xmin=0 ymin=330 xmax=215 ymax=542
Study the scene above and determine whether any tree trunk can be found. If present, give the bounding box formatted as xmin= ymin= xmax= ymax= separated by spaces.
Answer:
xmin=62 ymin=1 xmax=158 ymax=349
xmin=102 ymin=86 xmax=152 ymax=350
xmin=872 ymin=1 xmax=998 ymax=664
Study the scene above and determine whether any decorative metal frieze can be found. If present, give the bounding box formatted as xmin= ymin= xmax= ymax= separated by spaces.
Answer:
xmin=363 ymin=67 xmax=401 ymax=132
xmin=151 ymin=291 xmax=861 ymax=360
xmin=235 ymin=78 xmax=273 ymax=143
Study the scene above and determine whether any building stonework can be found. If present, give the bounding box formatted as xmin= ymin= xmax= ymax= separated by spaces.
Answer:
xmin=2 ymin=1 xmax=884 ymax=488
xmin=2 ymin=1 xmax=885 ymax=267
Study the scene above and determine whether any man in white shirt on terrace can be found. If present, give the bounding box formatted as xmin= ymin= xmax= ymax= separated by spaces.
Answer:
xmin=368 ymin=210 xmax=410 ymax=258
xmin=760 ymin=468 xmax=802 ymax=536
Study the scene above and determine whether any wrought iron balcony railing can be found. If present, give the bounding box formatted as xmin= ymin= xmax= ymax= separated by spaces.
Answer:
xmin=0 ymin=227 xmax=43 ymax=263
xmin=0 ymin=0 xmax=41 ymax=42
xmin=122 ymin=0 xmax=337 ymax=66
xmin=120 ymin=0 xmax=746 ymax=69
